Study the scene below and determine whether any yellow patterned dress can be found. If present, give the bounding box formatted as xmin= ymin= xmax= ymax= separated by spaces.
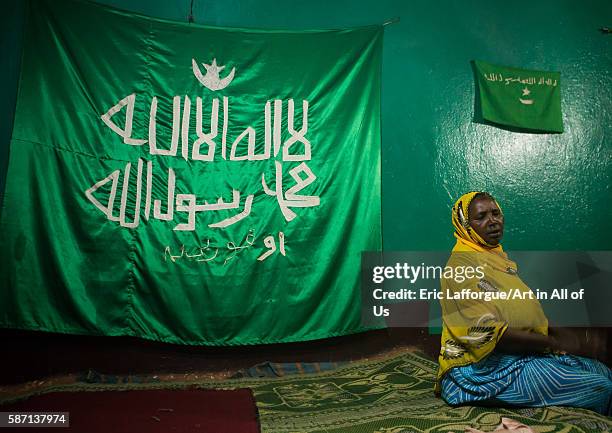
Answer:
xmin=435 ymin=236 xmax=548 ymax=393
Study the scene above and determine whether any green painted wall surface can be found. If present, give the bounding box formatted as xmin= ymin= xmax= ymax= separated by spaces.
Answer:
xmin=2 ymin=0 xmax=611 ymax=252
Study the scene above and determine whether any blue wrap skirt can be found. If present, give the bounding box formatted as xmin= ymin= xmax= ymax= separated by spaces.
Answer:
xmin=441 ymin=352 xmax=612 ymax=416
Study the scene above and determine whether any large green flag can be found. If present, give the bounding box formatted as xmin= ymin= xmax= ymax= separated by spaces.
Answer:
xmin=474 ymin=60 xmax=563 ymax=133
xmin=0 ymin=0 xmax=382 ymax=344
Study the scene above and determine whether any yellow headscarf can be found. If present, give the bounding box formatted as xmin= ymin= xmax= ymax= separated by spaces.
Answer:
xmin=451 ymin=191 xmax=503 ymax=250
xmin=450 ymin=191 xmax=516 ymax=272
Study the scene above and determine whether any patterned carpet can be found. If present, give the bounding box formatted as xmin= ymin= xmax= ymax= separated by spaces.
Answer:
xmin=249 ymin=352 xmax=611 ymax=433
xmin=1 ymin=352 xmax=610 ymax=432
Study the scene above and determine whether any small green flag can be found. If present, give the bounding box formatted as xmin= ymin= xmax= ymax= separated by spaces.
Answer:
xmin=474 ymin=60 xmax=563 ymax=133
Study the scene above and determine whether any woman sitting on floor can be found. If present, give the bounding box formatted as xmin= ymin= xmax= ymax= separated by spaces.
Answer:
xmin=436 ymin=191 xmax=612 ymax=415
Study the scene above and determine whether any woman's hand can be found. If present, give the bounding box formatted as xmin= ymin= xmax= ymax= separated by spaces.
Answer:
xmin=549 ymin=327 xmax=606 ymax=359
xmin=548 ymin=327 xmax=581 ymax=354
xmin=497 ymin=327 xmax=606 ymax=359
xmin=496 ymin=328 xmax=555 ymax=354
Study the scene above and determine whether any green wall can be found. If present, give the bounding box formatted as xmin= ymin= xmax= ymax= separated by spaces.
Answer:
xmin=2 ymin=0 xmax=611 ymax=251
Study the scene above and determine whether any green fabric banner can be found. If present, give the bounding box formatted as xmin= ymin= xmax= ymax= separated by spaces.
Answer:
xmin=474 ymin=60 xmax=563 ymax=132
xmin=0 ymin=0 xmax=382 ymax=345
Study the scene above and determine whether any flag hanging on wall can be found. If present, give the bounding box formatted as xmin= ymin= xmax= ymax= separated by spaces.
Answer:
xmin=474 ymin=60 xmax=563 ymax=133
xmin=0 ymin=0 xmax=382 ymax=345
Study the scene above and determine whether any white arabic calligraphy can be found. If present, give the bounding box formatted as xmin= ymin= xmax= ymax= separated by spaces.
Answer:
xmin=261 ymin=161 xmax=320 ymax=222
xmin=94 ymin=60 xmax=321 ymax=233
xmin=100 ymin=95 xmax=311 ymax=162
xmin=163 ymin=231 xmax=255 ymax=265
xmin=257 ymin=232 xmax=286 ymax=261
xmin=483 ymin=72 xmax=558 ymax=87
xmin=85 ymin=159 xmax=255 ymax=231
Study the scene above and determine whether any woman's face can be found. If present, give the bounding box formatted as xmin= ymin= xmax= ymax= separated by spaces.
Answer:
xmin=468 ymin=197 xmax=504 ymax=245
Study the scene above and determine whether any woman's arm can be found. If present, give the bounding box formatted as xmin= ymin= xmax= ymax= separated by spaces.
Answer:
xmin=496 ymin=327 xmax=584 ymax=355
xmin=549 ymin=327 xmax=606 ymax=359
xmin=495 ymin=328 xmax=558 ymax=354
